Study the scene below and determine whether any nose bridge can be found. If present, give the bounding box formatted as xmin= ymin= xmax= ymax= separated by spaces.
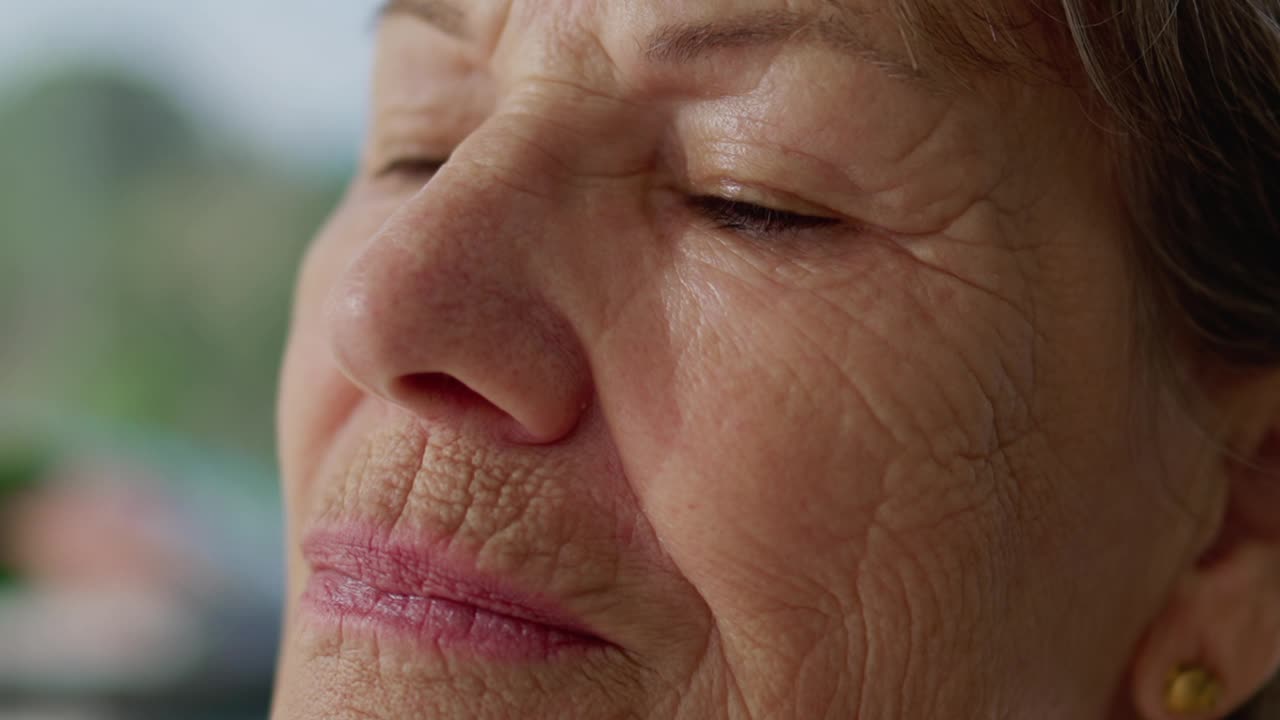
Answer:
xmin=351 ymin=83 xmax=657 ymax=318
xmin=347 ymin=118 xmax=546 ymax=325
xmin=471 ymin=76 xmax=658 ymax=189
xmin=396 ymin=87 xmax=627 ymax=251
xmin=447 ymin=109 xmax=572 ymax=208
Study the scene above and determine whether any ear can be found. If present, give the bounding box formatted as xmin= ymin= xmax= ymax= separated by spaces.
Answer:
xmin=1130 ymin=377 xmax=1280 ymax=720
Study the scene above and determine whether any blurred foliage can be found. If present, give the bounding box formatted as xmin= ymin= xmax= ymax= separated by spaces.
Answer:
xmin=0 ymin=430 xmax=54 ymax=589
xmin=0 ymin=435 xmax=49 ymax=586
xmin=0 ymin=65 xmax=347 ymax=464
xmin=0 ymin=440 xmax=51 ymax=587
xmin=0 ymin=440 xmax=50 ymax=498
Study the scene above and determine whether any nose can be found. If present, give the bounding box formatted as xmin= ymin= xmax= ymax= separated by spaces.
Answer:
xmin=325 ymin=151 xmax=594 ymax=445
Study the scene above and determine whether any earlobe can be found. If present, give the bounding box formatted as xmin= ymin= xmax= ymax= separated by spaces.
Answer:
xmin=1130 ymin=543 xmax=1280 ymax=719
xmin=1129 ymin=420 xmax=1280 ymax=720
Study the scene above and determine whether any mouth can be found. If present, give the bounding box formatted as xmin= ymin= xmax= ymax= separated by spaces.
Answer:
xmin=300 ymin=528 xmax=610 ymax=661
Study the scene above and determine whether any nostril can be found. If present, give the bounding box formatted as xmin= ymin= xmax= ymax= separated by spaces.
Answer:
xmin=394 ymin=373 xmax=488 ymax=411
xmin=388 ymin=370 xmax=580 ymax=446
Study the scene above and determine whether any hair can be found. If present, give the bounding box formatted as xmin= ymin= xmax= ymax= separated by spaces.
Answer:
xmin=1061 ymin=0 xmax=1280 ymax=370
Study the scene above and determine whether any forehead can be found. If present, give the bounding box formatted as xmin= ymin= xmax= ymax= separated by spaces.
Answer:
xmin=376 ymin=0 xmax=1054 ymax=84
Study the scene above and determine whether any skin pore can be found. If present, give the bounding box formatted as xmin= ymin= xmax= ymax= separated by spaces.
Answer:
xmin=272 ymin=1 xmax=1280 ymax=718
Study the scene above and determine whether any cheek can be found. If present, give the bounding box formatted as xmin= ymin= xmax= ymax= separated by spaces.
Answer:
xmin=595 ymin=235 xmax=1045 ymax=684
xmin=592 ymin=211 xmax=1197 ymax=712
xmin=611 ymin=236 xmax=1036 ymax=560
xmin=277 ymin=194 xmax=387 ymax=514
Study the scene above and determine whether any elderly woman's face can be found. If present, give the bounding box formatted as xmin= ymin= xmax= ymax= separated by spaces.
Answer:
xmin=273 ymin=1 xmax=1218 ymax=718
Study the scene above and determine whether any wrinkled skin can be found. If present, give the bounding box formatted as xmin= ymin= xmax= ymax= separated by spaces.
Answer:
xmin=272 ymin=1 xmax=1246 ymax=718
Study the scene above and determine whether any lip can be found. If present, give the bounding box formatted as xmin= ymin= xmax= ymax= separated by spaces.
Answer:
xmin=301 ymin=528 xmax=608 ymax=661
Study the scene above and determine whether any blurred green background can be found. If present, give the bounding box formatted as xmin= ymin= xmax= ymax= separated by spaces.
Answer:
xmin=0 ymin=3 xmax=376 ymax=718
xmin=0 ymin=67 xmax=342 ymax=456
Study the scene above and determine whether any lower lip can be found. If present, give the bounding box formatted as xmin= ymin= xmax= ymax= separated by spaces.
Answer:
xmin=302 ymin=569 xmax=603 ymax=661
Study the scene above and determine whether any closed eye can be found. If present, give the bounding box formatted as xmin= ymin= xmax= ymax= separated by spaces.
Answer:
xmin=374 ymin=156 xmax=449 ymax=180
xmin=689 ymin=195 xmax=839 ymax=238
xmin=372 ymin=160 xmax=840 ymax=240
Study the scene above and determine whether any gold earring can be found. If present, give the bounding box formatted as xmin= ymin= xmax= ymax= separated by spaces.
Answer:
xmin=1166 ymin=665 xmax=1223 ymax=714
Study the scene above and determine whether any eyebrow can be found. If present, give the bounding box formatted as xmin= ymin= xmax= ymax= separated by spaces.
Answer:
xmin=377 ymin=1 xmax=931 ymax=86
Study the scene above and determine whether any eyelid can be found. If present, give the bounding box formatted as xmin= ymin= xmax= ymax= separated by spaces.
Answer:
xmin=368 ymin=151 xmax=846 ymax=240
xmin=688 ymin=195 xmax=841 ymax=240
xmin=372 ymin=154 xmax=450 ymax=179
xmin=367 ymin=129 xmax=456 ymax=179
xmin=703 ymin=179 xmax=841 ymax=220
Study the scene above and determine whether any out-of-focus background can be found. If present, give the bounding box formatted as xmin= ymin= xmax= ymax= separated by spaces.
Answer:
xmin=1 ymin=2 xmax=378 ymax=717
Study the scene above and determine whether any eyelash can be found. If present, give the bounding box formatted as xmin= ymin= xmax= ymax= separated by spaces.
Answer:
xmin=375 ymin=157 xmax=840 ymax=238
xmin=688 ymin=196 xmax=839 ymax=238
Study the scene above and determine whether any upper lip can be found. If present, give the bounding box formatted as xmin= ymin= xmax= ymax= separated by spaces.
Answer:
xmin=302 ymin=528 xmax=604 ymax=641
